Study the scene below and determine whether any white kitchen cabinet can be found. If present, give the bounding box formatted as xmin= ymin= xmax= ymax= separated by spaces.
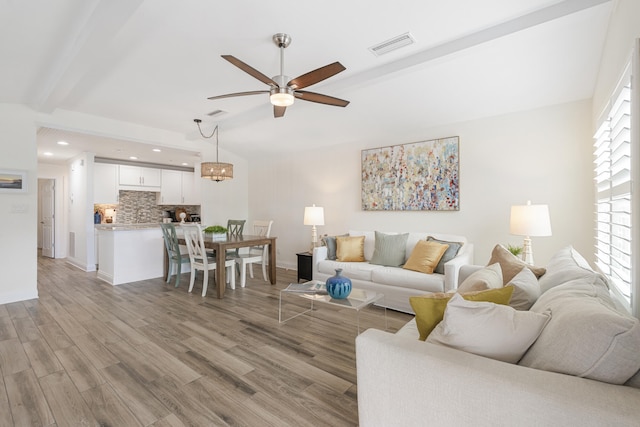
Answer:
xmin=94 ymin=163 xmax=119 ymax=203
xmin=119 ymin=165 xmax=162 ymax=189
xmin=157 ymin=170 xmax=200 ymax=205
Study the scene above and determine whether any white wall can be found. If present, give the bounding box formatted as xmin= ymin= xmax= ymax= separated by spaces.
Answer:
xmin=66 ymin=152 xmax=96 ymax=271
xmin=249 ymin=100 xmax=593 ymax=270
xmin=0 ymin=104 xmax=38 ymax=304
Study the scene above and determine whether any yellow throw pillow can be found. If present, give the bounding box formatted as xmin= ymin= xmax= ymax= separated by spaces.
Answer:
xmin=336 ymin=235 xmax=365 ymax=262
xmin=409 ymin=286 xmax=514 ymax=341
xmin=403 ymin=240 xmax=449 ymax=274
xmin=489 ymin=244 xmax=546 ymax=285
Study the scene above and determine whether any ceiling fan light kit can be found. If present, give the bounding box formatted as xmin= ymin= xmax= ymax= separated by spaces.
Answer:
xmin=208 ymin=33 xmax=349 ymax=118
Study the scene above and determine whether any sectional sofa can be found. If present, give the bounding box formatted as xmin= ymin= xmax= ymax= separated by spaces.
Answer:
xmin=312 ymin=230 xmax=474 ymax=313
xmin=356 ymin=246 xmax=640 ymax=426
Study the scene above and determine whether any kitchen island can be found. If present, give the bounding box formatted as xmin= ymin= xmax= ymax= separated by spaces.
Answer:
xmin=96 ymin=223 xmax=165 ymax=285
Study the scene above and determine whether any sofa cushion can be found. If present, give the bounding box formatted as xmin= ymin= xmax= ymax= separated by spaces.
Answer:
xmin=371 ymin=267 xmax=446 ymax=293
xmin=427 ymin=293 xmax=550 ymax=363
xmin=317 ymin=260 xmax=381 ymax=282
xmin=370 ymin=231 xmax=409 ymax=267
xmin=519 ymin=277 xmax=640 ymax=384
xmin=336 ymin=235 xmax=365 ymax=262
xmin=427 ymin=236 xmax=462 ymax=274
xmin=507 ymin=267 xmax=540 ymax=311
xmin=538 ymin=245 xmax=608 ymax=294
xmin=488 ymin=244 xmax=546 ymax=284
xmin=403 ymin=240 xmax=449 ymax=274
xmin=457 ymin=263 xmax=503 ymax=292
xmin=409 ymin=286 xmax=514 ymax=341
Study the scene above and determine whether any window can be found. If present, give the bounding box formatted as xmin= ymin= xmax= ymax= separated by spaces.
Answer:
xmin=593 ymin=46 xmax=638 ymax=318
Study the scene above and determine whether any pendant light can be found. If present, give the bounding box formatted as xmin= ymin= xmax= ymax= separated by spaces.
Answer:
xmin=194 ymin=119 xmax=233 ymax=182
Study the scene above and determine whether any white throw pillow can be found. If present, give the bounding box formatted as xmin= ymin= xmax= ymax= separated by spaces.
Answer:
xmin=507 ymin=267 xmax=541 ymax=310
xmin=426 ymin=293 xmax=551 ymax=363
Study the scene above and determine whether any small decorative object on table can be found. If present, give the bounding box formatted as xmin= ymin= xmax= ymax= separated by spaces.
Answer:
xmin=203 ymin=225 xmax=228 ymax=241
xmin=326 ymin=268 xmax=352 ymax=299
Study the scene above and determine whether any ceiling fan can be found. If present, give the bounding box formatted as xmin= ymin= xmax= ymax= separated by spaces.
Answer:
xmin=208 ymin=33 xmax=349 ymax=118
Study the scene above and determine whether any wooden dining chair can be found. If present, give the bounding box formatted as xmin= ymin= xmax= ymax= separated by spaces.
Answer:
xmin=182 ymin=224 xmax=236 ymax=297
xmin=226 ymin=219 xmax=246 ymax=273
xmin=234 ymin=220 xmax=273 ymax=287
xmin=160 ymin=223 xmax=190 ymax=288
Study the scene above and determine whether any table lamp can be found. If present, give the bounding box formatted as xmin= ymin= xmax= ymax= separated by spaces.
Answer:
xmin=510 ymin=200 xmax=552 ymax=265
xmin=304 ymin=204 xmax=325 ymax=252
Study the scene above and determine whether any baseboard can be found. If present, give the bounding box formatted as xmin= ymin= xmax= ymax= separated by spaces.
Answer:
xmin=0 ymin=289 xmax=38 ymax=305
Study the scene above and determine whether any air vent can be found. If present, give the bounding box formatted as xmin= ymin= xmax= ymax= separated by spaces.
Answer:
xmin=368 ymin=32 xmax=416 ymax=56
xmin=207 ymin=110 xmax=227 ymax=117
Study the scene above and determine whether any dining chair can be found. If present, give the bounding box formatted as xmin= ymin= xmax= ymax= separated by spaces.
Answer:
xmin=160 ymin=223 xmax=190 ymax=288
xmin=226 ymin=219 xmax=246 ymax=273
xmin=182 ymin=223 xmax=236 ymax=297
xmin=234 ymin=220 xmax=273 ymax=288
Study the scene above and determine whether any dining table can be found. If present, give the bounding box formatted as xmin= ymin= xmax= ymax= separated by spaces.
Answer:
xmin=177 ymin=233 xmax=277 ymax=298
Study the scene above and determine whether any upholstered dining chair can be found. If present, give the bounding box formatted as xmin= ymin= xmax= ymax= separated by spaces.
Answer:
xmin=234 ymin=220 xmax=273 ymax=288
xmin=160 ymin=223 xmax=190 ymax=288
xmin=182 ymin=224 xmax=236 ymax=297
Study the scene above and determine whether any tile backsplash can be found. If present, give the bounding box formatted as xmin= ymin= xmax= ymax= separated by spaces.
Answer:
xmin=95 ymin=190 xmax=200 ymax=224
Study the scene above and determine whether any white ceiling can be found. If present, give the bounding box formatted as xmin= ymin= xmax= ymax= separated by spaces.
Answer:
xmin=1 ymin=0 xmax=612 ymax=165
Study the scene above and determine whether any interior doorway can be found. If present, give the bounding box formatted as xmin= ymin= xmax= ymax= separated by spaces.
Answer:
xmin=38 ymin=178 xmax=55 ymax=258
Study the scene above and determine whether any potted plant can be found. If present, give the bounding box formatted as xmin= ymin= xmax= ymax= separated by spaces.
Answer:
xmin=507 ymin=244 xmax=523 ymax=257
xmin=203 ymin=225 xmax=228 ymax=241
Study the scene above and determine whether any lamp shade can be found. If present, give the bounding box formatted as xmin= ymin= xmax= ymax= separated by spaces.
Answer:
xmin=510 ymin=202 xmax=552 ymax=237
xmin=304 ymin=204 xmax=325 ymax=226
xmin=201 ymin=162 xmax=233 ymax=182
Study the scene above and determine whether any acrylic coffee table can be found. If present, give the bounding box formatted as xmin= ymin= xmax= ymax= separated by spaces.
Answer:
xmin=278 ymin=284 xmax=387 ymax=334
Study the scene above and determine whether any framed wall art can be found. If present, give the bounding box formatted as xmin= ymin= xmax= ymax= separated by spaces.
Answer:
xmin=0 ymin=169 xmax=28 ymax=193
xmin=361 ymin=136 xmax=459 ymax=211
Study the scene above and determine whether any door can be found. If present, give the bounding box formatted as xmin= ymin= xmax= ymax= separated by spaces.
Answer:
xmin=41 ymin=179 xmax=55 ymax=258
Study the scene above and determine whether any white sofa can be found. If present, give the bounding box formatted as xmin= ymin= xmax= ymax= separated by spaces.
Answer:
xmin=356 ymin=247 xmax=640 ymax=426
xmin=312 ymin=230 xmax=473 ymax=313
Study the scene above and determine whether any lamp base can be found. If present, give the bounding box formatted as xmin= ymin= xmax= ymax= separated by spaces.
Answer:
xmin=310 ymin=225 xmax=318 ymax=253
xmin=521 ymin=236 xmax=534 ymax=265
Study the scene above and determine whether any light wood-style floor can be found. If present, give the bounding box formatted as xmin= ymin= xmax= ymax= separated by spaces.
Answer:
xmin=0 ymin=255 xmax=412 ymax=426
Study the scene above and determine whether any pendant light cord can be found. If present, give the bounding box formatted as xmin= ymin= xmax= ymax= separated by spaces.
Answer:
xmin=194 ymin=119 xmax=220 ymax=161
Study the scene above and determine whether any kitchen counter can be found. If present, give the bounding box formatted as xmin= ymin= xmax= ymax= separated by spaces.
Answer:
xmin=96 ymin=225 xmax=165 ymax=285
xmin=95 ymin=223 xmax=161 ymax=231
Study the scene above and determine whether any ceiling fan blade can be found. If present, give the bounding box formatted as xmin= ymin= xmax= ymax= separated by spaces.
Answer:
xmin=287 ymin=62 xmax=346 ymax=90
xmin=221 ymin=55 xmax=279 ymax=87
xmin=294 ymin=90 xmax=350 ymax=107
xmin=207 ymin=90 xmax=269 ymax=100
xmin=274 ymin=105 xmax=286 ymax=118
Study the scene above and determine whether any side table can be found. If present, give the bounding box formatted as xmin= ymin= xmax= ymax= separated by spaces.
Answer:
xmin=296 ymin=252 xmax=313 ymax=282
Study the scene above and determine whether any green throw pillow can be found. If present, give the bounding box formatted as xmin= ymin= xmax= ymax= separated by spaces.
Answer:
xmin=370 ymin=231 xmax=409 ymax=267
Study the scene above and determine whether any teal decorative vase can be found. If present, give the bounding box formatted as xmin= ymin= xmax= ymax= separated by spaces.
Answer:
xmin=326 ymin=268 xmax=352 ymax=299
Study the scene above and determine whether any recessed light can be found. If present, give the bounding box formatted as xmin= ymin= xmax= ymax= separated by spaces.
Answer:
xmin=152 ymin=148 xmax=161 ymax=152
xmin=181 ymin=162 xmax=188 ymax=166
xmin=129 ymin=156 xmax=138 ymax=160
xmin=44 ymin=152 xmax=53 ymax=156
xmin=57 ymin=141 xmax=69 ymax=146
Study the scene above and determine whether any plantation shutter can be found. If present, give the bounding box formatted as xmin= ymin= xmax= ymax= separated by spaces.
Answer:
xmin=594 ymin=64 xmax=632 ymax=304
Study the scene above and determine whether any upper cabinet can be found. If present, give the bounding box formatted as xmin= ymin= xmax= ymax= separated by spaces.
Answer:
xmin=119 ymin=165 xmax=162 ymax=189
xmin=94 ymin=163 xmax=119 ymax=204
xmin=157 ymin=170 xmax=200 ymax=205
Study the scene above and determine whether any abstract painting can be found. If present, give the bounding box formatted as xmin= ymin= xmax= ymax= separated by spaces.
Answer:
xmin=361 ymin=136 xmax=459 ymax=211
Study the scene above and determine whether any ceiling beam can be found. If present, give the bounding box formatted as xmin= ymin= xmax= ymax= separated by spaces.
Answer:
xmin=31 ymin=0 xmax=145 ymax=113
